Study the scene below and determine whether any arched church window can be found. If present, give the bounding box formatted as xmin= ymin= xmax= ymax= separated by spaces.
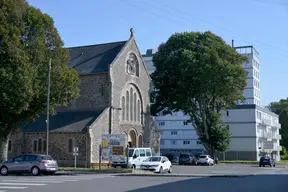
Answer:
xmin=130 ymin=88 xmax=133 ymax=121
xmin=122 ymin=96 xmax=125 ymax=121
xmin=126 ymin=91 xmax=129 ymax=121
xmin=137 ymin=100 xmax=141 ymax=122
xmin=126 ymin=53 xmax=139 ymax=77
xmin=134 ymin=93 xmax=137 ymax=121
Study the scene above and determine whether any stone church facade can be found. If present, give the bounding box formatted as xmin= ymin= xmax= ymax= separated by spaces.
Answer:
xmin=8 ymin=30 xmax=161 ymax=167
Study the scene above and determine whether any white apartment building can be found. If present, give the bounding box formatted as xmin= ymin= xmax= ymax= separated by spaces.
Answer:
xmin=143 ymin=46 xmax=282 ymax=161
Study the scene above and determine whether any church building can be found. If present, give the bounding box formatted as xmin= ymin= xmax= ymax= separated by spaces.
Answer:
xmin=8 ymin=29 xmax=160 ymax=167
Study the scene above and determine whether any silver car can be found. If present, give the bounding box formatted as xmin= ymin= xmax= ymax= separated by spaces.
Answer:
xmin=0 ymin=154 xmax=59 ymax=176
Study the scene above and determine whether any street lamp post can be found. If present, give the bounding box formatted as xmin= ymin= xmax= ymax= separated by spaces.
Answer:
xmin=46 ymin=58 xmax=51 ymax=155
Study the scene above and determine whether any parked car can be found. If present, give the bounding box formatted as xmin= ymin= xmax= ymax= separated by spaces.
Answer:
xmin=259 ymin=156 xmax=276 ymax=167
xmin=140 ymin=156 xmax=172 ymax=173
xmin=127 ymin=148 xmax=152 ymax=169
xmin=179 ymin=154 xmax=198 ymax=165
xmin=198 ymin=155 xmax=214 ymax=166
xmin=0 ymin=154 xmax=58 ymax=176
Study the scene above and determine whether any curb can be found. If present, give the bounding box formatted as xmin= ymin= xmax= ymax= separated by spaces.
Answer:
xmin=114 ymin=173 xmax=254 ymax=178
xmin=55 ymin=171 xmax=132 ymax=175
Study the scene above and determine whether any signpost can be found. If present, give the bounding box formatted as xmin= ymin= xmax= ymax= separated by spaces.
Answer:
xmin=73 ymin=147 xmax=79 ymax=168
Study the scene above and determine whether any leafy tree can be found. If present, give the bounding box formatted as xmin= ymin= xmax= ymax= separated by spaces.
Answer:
xmin=151 ymin=31 xmax=247 ymax=158
xmin=267 ymin=98 xmax=288 ymax=149
xmin=0 ymin=0 xmax=80 ymax=161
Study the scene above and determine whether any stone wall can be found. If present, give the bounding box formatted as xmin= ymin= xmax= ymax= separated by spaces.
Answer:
xmin=57 ymin=74 xmax=110 ymax=111
xmin=90 ymin=108 xmax=110 ymax=163
xmin=9 ymin=132 xmax=88 ymax=167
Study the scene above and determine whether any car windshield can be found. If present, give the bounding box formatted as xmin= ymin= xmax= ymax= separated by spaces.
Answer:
xmin=128 ymin=149 xmax=134 ymax=157
xmin=261 ymin=156 xmax=270 ymax=160
xmin=147 ymin=157 xmax=162 ymax=162
xmin=199 ymin=155 xmax=207 ymax=158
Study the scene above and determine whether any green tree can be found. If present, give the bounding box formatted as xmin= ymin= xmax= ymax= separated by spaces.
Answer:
xmin=267 ymin=98 xmax=288 ymax=149
xmin=0 ymin=0 xmax=80 ymax=162
xmin=151 ymin=31 xmax=247 ymax=158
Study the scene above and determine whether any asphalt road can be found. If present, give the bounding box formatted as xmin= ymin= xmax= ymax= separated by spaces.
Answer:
xmin=0 ymin=164 xmax=287 ymax=192
xmin=172 ymin=164 xmax=288 ymax=175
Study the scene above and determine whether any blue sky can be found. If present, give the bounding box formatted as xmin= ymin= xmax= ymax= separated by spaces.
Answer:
xmin=27 ymin=0 xmax=288 ymax=106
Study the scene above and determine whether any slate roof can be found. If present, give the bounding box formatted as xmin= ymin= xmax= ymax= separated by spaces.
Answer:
xmin=21 ymin=110 xmax=103 ymax=132
xmin=67 ymin=41 xmax=127 ymax=75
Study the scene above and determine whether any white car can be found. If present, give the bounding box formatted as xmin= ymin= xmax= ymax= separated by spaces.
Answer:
xmin=198 ymin=155 xmax=214 ymax=166
xmin=140 ymin=156 xmax=172 ymax=173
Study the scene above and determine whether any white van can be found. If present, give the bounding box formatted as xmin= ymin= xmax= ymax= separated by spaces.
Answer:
xmin=127 ymin=148 xmax=152 ymax=169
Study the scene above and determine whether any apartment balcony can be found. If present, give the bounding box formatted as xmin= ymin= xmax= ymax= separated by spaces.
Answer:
xmin=272 ymin=134 xmax=282 ymax=140
xmin=271 ymin=123 xmax=281 ymax=129
xmin=258 ymin=132 xmax=272 ymax=139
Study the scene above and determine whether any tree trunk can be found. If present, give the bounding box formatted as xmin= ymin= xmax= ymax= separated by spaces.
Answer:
xmin=0 ymin=136 xmax=9 ymax=162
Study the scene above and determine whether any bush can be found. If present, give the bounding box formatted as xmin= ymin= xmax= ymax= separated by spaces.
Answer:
xmin=280 ymin=146 xmax=288 ymax=156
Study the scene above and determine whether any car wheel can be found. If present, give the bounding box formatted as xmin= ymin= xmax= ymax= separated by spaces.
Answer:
xmin=168 ymin=166 xmax=172 ymax=173
xmin=259 ymin=164 xmax=261 ymax=167
xmin=269 ymin=164 xmax=272 ymax=167
xmin=31 ymin=166 xmax=40 ymax=176
xmin=273 ymin=164 xmax=276 ymax=167
xmin=132 ymin=164 xmax=136 ymax=169
xmin=0 ymin=166 xmax=8 ymax=176
xmin=159 ymin=166 xmax=163 ymax=173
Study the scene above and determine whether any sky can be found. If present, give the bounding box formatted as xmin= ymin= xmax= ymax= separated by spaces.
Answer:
xmin=27 ymin=0 xmax=288 ymax=106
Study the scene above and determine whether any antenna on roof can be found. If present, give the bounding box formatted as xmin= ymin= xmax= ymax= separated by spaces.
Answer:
xmin=130 ymin=28 xmax=134 ymax=38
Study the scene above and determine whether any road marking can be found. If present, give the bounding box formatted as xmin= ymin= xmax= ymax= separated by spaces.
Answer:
xmin=0 ymin=183 xmax=46 ymax=186
xmin=1 ymin=180 xmax=71 ymax=183
xmin=0 ymin=186 xmax=27 ymax=189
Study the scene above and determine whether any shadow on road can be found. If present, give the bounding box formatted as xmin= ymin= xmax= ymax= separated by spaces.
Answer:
xmin=126 ymin=174 xmax=288 ymax=192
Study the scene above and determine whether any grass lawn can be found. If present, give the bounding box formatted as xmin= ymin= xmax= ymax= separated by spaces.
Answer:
xmin=219 ymin=160 xmax=288 ymax=164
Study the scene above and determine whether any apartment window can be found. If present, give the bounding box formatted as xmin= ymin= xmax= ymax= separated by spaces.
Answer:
xmin=171 ymin=131 xmax=177 ymax=135
xmin=183 ymin=121 xmax=188 ymax=125
xmin=226 ymin=111 xmax=229 ymax=116
xmin=183 ymin=141 xmax=190 ymax=145
xmin=43 ymin=140 xmax=46 ymax=153
xmin=159 ymin=122 xmax=165 ymax=126
xmin=160 ymin=140 xmax=165 ymax=145
xmin=196 ymin=140 xmax=201 ymax=144
xmin=171 ymin=140 xmax=177 ymax=145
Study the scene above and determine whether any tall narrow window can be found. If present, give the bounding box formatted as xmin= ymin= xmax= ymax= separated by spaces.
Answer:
xmin=43 ymin=140 xmax=46 ymax=153
xmin=134 ymin=93 xmax=137 ymax=121
xmin=130 ymin=88 xmax=133 ymax=121
xmin=122 ymin=96 xmax=125 ymax=121
xmin=137 ymin=100 xmax=140 ymax=122
xmin=8 ymin=140 xmax=12 ymax=152
xmin=68 ymin=139 xmax=73 ymax=153
xmin=126 ymin=91 xmax=129 ymax=121
xmin=38 ymin=139 xmax=42 ymax=153
xmin=33 ymin=141 xmax=37 ymax=152
xmin=101 ymin=85 xmax=105 ymax=96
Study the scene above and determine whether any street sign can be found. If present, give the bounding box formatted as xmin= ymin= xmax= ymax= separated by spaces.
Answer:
xmin=73 ymin=146 xmax=79 ymax=168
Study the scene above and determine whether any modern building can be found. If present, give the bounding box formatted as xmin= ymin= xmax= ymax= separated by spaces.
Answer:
xmin=142 ymin=46 xmax=282 ymax=161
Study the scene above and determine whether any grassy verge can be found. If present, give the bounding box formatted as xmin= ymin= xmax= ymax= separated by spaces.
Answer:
xmin=219 ymin=160 xmax=288 ymax=164
xmin=58 ymin=167 xmax=132 ymax=173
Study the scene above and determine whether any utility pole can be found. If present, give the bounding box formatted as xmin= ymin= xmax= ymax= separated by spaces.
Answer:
xmin=46 ymin=58 xmax=51 ymax=155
